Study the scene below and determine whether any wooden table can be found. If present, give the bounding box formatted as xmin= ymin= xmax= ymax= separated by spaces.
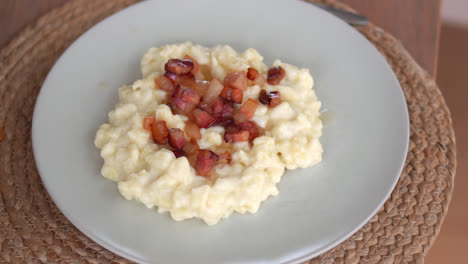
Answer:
xmin=0 ymin=0 xmax=441 ymax=76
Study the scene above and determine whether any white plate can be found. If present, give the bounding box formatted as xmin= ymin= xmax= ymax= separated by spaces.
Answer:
xmin=32 ymin=0 xmax=409 ymax=263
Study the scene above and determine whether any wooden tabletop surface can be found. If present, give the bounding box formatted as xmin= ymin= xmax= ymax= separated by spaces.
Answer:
xmin=0 ymin=0 xmax=441 ymax=77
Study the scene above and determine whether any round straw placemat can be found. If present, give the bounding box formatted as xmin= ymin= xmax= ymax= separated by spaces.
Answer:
xmin=0 ymin=0 xmax=456 ymax=263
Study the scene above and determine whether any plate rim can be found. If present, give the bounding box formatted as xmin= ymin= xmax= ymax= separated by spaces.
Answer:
xmin=31 ymin=0 xmax=410 ymax=263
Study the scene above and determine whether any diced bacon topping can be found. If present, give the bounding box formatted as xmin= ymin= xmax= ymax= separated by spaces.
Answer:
xmin=193 ymin=108 xmax=217 ymax=128
xmin=218 ymin=151 xmax=232 ymax=164
xmin=174 ymin=73 xmax=195 ymax=84
xmin=165 ymin=59 xmax=194 ymax=75
xmin=191 ymin=80 xmax=210 ymax=95
xmin=250 ymin=68 xmax=266 ymax=87
xmin=220 ymin=87 xmax=243 ymax=104
xmin=239 ymin=98 xmax=259 ymax=119
xmin=207 ymin=98 xmax=233 ymax=119
xmin=172 ymin=97 xmax=196 ymax=114
xmin=164 ymin=71 xmax=196 ymax=86
xmin=222 ymin=102 xmax=234 ymax=118
xmin=254 ymin=74 xmax=267 ymax=87
xmin=171 ymin=85 xmax=200 ymax=114
xmin=202 ymin=79 xmax=224 ymax=104
xmin=183 ymin=138 xmax=200 ymax=155
xmin=232 ymin=111 xmax=248 ymax=123
xmin=213 ymin=117 xmax=235 ymax=127
xmin=184 ymin=120 xmax=201 ymax=140
xmin=168 ymin=128 xmax=186 ymax=150
xmin=164 ymin=71 xmax=178 ymax=83
xmin=231 ymin=89 xmax=244 ymax=104
xmin=179 ymin=87 xmax=200 ymax=105
xmin=222 ymin=117 xmax=236 ymax=126
xmin=197 ymin=103 xmax=211 ymax=113
xmin=143 ymin=117 xmax=156 ymax=131
xmin=195 ymin=149 xmax=219 ymax=177
xmin=177 ymin=76 xmax=209 ymax=95
xmin=172 ymin=149 xmax=187 ymax=158
xmin=224 ymin=130 xmax=249 ymax=143
xmin=247 ymin=67 xmax=259 ymax=81
xmin=183 ymin=55 xmax=199 ymax=74
xmin=258 ymin=89 xmax=281 ymax=108
xmin=154 ymin=76 xmax=175 ymax=92
xmin=210 ymin=98 xmax=224 ymax=116
xmin=258 ymin=89 xmax=270 ymax=105
xmin=224 ymin=71 xmax=248 ymax=91
xmin=238 ymin=121 xmax=261 ymax=141
xmin=151 ymin=120 xmax=169 ymax=145
xmin=268 ymin=91 xmax=281 ymax=107
xmin=267 ymin=66 xmax=285 ymax=85
xmin=146 ymin=58 xmax=286 ymax=173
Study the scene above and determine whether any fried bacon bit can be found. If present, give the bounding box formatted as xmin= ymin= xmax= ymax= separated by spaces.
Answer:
xmin=224 ymin=71 xmax=248 ymax=91
xmin=213 ymin=117 xmax=235 ymax=127
xmin=154 ymin=75 xmax=175 ymax=92
xmin=168 ymin=128 xmax=186 ymax=150
xmin=197 ymin=102 xmax=210 ymax=113
xmin=172 ymin=98 xmax=196 ymax=114
xmin=238 ymin=121 xmax=261 ymax=141
xmin=184 ymin=120 xmax=201 ymax=140
xmin=220 ymin=87 xmax=243 ymax=104
xmin=165 ymin=59 xmax=194 ymax=75
xmin=222 ymin=120 xmax=261 ymax=143
xmin=183 ymin=55 xmax=199 ymax=74
xmin=164 ymin=71 xmax=195 ymax=85
xmin=150 ymin=57 xmax=272 ymax=171
xmin=192 ymin=80 xmax=210 ymax=95
xmin=143 ymin=117 xmax=156 ymax=131
xmin=193 ymin=108 xmax=217 ymax=128
xmin=241 ymin=98 xmax=259 ymax=116
xmin=163 ymin=71 xmax=178 ymax=83
xmin=254 ymin=73 xmax=266 ymax=87
xmin=268 ymin=91 xmax=281 ymax=107
xmin=174 ymin=72 xmax=195 ymax=83
xmin=267 ymin=66 xmax=285 ymax=85
xmin=184 ymin=139 xmax=200 ymax=167
xmin=247 ymin=67 xmax=267 ymax=87
xmin=218 ymin=151 xmax=232 ymax=164
xmin=210 ymin=98 xmax=224 ymax=116
xmin=258 ymin=89 xmax=270 ymax=105
xmin=246 ymin=67 xmax=259 ymax=81
xmin=179 ymin=86 xmax=200 ymax=105
xmin=0 ymin=127 xmax=4 ymax=142
xmin=151 ymin=120 xmax=169 ymax=145
xmin=183 ymin=138 xmax=200 ymax=155
xmin=171 ymin=85 xmax=200 ymax=113
xmin=202 ymin=79 xmax=224 ymax=104
xmin=221 ymin=101 xmax=234 ymax=118
xmin=195 ymin=149 xmax=219 ymax=177
xmin=172 ymin=149 xmax=187 ymax=158
xmin=258 ymin=89 xmax=281 ymax=108
xmin=208 ymin=97 xmax=234 ymax=118
xmin=232 ymin=112 xmax=247 ymax=123
xmin=177 ymin=76 xmax=209 ymax=95
xmin=224 ymin=130 xmax=249 ymax=143
xmin=234 ymin=98 xmax=258 ymax=122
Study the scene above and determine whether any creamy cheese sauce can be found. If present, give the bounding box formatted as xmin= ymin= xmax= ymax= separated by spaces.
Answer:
xmin=95 ymin=43 xmax=323 ymax=225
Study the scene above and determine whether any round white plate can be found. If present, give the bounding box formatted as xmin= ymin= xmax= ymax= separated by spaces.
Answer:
xmin=32 ymin=0 xmax=409 ymax=263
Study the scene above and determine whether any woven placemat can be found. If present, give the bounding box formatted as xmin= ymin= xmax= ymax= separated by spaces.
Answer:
xmin=0 ymin=0 xmax=456 ymax=263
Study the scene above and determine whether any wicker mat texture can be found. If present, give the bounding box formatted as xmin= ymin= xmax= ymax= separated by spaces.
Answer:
xmin=0 ymin=0 xmax=456 ymax=263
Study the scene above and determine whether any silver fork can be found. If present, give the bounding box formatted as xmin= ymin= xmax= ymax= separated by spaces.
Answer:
xmin=312 ymin=3 xmax=369 ymax=26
